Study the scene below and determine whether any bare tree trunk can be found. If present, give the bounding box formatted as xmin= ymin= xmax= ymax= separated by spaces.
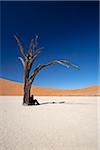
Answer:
xmin=23 ymin=80 xmax=31 ymax=105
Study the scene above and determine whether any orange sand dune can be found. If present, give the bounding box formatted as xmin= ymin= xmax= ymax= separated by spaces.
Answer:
xmin=0 ymin=78 xmax=100 ymax=96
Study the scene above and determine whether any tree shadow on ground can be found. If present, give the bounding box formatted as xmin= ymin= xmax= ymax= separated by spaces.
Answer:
xmin=39 ymin=101 xmax=92 ymax=105
xmin=40 ymin=101 xmax=65 ymax=105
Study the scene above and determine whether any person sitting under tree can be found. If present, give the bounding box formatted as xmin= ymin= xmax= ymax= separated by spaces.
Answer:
xmin=29 ymin=95 xmax=40 ymax=105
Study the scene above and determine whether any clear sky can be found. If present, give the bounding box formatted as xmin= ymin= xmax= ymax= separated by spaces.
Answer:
xmin=0 ymin=1 xmax=99 ymax=89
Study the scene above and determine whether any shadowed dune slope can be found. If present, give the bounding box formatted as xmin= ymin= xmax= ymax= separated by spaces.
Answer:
xmin=0 ymin=78 xmax=100 ymax=96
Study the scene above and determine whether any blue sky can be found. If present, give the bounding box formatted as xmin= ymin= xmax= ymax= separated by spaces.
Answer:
xmin=0 ymin=1 xmax=99 ymax=89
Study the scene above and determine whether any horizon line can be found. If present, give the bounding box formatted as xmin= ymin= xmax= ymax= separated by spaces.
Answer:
xmin=0 ymin=77 xmax=100 ymax=91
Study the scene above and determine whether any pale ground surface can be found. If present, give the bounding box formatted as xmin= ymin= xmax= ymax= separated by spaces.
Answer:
xmin=0 ymin=96 xmax=99 ymax=150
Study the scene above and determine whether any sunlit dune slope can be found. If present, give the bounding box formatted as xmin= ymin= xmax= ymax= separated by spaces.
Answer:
xmin=0 ymin=78 xmax=100 ymax=96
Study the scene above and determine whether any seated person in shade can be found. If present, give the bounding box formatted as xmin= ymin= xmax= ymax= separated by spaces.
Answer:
xmin=30 ymin=95 xmax=40 ymax=105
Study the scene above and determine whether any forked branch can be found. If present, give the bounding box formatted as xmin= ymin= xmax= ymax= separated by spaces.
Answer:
xmin=29 ymin=60 xmax=79 ymax=84
xmin=28 ymin=47 xmax=44 ymax=71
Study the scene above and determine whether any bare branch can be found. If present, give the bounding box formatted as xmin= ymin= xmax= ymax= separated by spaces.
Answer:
xmin=55 ymin=60 xmax=70 ymax=68
xmin=29 ymin=60 xmax=79 ymax=84
xmin=28 ymin=51 xmax=41 ymax=71
xmin=57 ymin=60 xmax=80 ymax=70
xmin=18 ymin=57 xmax=25 ymax=67
xmin=28 ymin=35 xmax=39 ymax=55
xmin=28 ymin=47 xmax=44 ymax=69
xmin=14 ymin=34 xmax=27 ymax=59
xmin=35 ymin=35 xmax=38 ymax=49
xmin=32 ymin=47 xmax=44 ymax=57
xmin=28 ymin=38 xmax=34 ymax=55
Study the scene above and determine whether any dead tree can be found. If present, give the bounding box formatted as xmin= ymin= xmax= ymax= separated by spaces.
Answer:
xmin=14 ymin=35 xmax=79 ymax=105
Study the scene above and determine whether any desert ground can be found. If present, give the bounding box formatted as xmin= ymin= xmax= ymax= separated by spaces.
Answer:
xmin=0 ymin=96 xmax=99 ymax=150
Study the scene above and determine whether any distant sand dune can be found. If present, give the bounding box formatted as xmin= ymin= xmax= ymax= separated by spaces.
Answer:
xmin=0 ymin=78 xmax=100 ymax=96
